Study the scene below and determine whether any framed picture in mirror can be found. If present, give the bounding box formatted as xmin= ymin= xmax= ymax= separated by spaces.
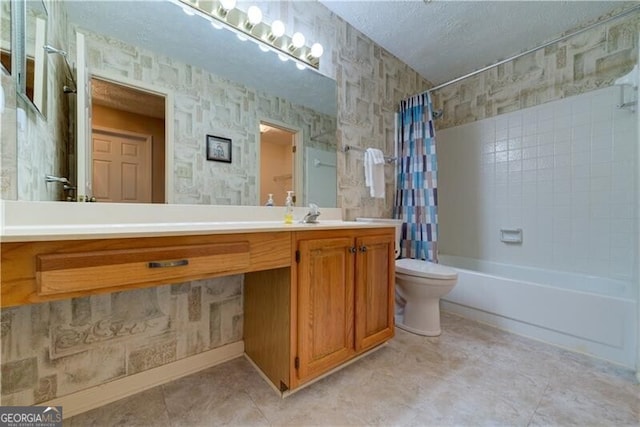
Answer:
xmin=206 ymin=135 xmax=232 ymax=163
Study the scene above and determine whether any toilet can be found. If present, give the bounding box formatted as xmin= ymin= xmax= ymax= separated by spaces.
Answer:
xmin=356 ymin=218 xmax=458 ymax=336
xmin=395 ymin=258 xmax=457 ymax=336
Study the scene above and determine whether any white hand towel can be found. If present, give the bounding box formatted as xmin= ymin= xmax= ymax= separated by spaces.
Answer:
xmin=364 ymin=148 xmax=386 ymax=199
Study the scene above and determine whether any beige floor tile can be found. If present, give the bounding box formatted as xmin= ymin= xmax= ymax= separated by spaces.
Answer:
xmin=65 ymin=386 xmax=170 ymax=427
xmin=66 ymin=312 xmax=639 ymax=427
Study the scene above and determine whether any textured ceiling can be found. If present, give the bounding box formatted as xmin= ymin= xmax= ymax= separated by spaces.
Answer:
xmin=319 ymin=0 xmax=638 ymax=85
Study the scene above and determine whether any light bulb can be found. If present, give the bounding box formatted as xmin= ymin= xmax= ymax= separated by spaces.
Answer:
xmin=237 ymin=33 xmax=248 ymax=42
xmin=310 ymin=43 xmax=323 ymax=58
xmin=247 ymin=6 xmax=262 ymax=25
xmin=271 ymin=20 xmax=285 ymax=38
xmin=292 ymin=32 xmax=305 ymax=48
xmin=259 ymin=44 xmax=269 ymax=52
xmin=278 ymin=53 xmax=289 ymax=62
xmin=296 ymin=63 xmax=306 ymax=70
xmin=211 ymin=20 xmax=223 ymax=30
xmin=219 ymin=0 xmax=236 ymax=11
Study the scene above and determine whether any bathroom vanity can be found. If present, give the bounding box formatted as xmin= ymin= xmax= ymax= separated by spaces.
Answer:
xmin=0 ymin=201 xmax=395 ymax=395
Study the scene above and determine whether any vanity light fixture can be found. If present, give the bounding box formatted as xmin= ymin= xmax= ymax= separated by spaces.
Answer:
xmin=246 ymin=5 xmax=262 ymax=30
xmin=290 ymin=32 xmax=305 ymax=51
xmin=217 ymin=0 xmax=236 ymax=17
xmin=174 ymin=0 xmax=323 ymax=70
xmin=269 ymin=20 xmax=285 ymax=41
xmin=310 ymin=43 xmax=324 ymax=59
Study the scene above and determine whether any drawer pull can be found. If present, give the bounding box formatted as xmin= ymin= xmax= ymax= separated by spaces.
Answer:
xmin=148 ymin=259 xmax=189 ymax=269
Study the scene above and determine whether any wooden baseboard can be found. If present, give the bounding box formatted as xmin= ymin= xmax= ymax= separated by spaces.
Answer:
xmin=43 ymin=341 xmax=244 ymax=419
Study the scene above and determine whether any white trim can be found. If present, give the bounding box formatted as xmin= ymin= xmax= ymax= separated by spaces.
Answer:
xmin=43 ymin=341 xmax=244 ymax=419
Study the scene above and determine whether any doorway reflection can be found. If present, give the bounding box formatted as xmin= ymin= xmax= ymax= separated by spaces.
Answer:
xmin=259 ymin=123 xmax=296 ymax=206
xmin=91 ymin=78 xmax=166 ymax=203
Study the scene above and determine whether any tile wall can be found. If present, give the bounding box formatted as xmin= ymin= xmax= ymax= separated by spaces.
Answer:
xmin=438 ymin=85 xmax=638 ymax=282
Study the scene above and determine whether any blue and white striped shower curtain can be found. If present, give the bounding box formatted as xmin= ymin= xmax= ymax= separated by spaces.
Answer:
xmin=393 ymin=92 xmax=438 ymax=262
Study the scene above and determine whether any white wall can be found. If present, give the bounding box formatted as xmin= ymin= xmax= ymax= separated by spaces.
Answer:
xmin=438 ymin=86 xmax=638 ymax=283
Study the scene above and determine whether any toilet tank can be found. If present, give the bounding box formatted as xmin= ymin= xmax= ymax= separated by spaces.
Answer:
xmin=355 ymin=218 xmax=403 ymax=258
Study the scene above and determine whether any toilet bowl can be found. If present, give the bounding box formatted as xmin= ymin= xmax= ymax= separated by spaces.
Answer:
xmin=355 ymin=218 xmax=458 ymax=337
xmin=395 ymin=258 xmax=457 ymax=336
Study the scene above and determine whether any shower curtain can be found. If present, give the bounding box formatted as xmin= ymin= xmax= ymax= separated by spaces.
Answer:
xmin=394 ymin=92 xmax=438 ymax=262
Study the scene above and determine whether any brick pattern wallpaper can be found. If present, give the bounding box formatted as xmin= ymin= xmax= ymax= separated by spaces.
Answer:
xmin=432 ymin=9 xmax=639 ymax=131
xmin=0 ymin=276 xmax=243 ymax=405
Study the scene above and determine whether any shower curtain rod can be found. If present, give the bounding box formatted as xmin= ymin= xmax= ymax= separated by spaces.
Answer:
xmin=426 ymin=4 xmax=640 ymax=93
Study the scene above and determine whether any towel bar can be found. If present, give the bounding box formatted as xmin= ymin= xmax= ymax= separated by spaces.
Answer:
xmin=343 ymin=144 xmax=396 ymax=163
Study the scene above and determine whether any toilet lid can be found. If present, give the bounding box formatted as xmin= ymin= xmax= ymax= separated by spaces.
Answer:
xmin=395 ymin=258 xmax=458 ymax=280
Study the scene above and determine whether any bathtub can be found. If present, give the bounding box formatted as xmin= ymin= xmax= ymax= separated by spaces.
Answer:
xmin=438 ymin=255 xmax=637 ymax=368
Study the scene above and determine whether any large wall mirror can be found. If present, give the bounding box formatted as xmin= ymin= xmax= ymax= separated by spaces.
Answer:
xmin=19 ymin=0 xmax=48 ymax=116
xmin=65 ymin=0 xmax=337 ymax=207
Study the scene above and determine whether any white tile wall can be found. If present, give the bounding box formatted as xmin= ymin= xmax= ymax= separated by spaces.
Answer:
xmin=438 ymin=86 xmax=638 ymax=282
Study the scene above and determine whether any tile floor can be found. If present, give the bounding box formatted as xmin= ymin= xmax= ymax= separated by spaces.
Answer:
xmin=66 ymin=312 xmax=640 ymax=426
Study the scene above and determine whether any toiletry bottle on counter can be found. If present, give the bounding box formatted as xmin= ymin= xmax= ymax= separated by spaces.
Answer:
xmin=284 ymin=191 xmax=294 ymax=224
xmin=266 ymin=193 xmax=274 ymax=207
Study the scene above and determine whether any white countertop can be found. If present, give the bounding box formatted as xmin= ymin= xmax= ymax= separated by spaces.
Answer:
xmin=0 ymin=201 xmax=394 ymax=242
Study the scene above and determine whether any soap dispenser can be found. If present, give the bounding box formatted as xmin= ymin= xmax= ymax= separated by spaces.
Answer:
xmin=284 ymin=191 xmax=294 ymax=224
xmin=265 ymin=193 xmax=274 ymax=207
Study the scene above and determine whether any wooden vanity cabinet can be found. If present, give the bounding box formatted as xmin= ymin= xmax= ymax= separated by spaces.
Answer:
xmin=293 ymin=228 xmax=395 ymax=387
xmin=2 ymin=225 xmax=395 ymax=395
xmin=244 ymin=228 xmax=395 ymax=393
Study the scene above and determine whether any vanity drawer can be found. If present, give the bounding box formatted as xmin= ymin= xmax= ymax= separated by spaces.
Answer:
xmin=36 ymin=241 xmax=250 ymax=295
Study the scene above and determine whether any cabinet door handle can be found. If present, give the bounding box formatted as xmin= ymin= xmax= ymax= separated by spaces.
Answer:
xmin=148 ymin=259 xmax=189 ymax=268
xmin=348 ymin=247 xmax=357 ymax=254
xmin=359 ymin=246 xmax=367 ymax=253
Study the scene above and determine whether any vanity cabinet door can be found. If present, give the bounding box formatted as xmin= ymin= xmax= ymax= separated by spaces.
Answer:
xmin=354 ymin=234 xmax=395 ymax=352
xmin=294 ymin=229 xmax=395 ymax=386
xmin=296 ymin=236 xmax=356 ymax=384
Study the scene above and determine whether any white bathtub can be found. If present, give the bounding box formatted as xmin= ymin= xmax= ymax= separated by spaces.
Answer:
xmin=438 ymin=255 xmax=638 ymax=368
